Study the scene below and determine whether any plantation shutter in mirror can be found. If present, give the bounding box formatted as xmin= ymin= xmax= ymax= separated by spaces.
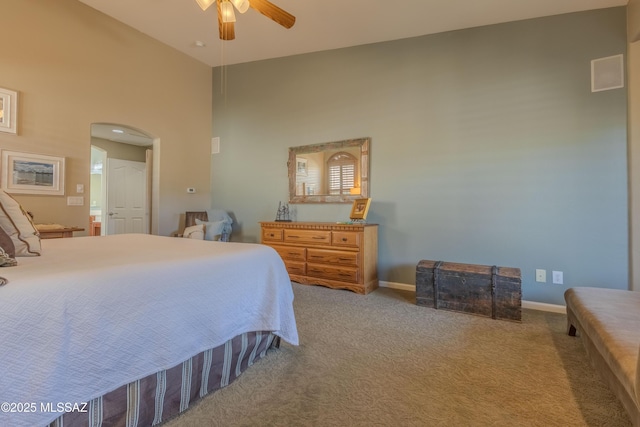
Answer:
xmin=327 ymin=152 xmax=356 ymax=195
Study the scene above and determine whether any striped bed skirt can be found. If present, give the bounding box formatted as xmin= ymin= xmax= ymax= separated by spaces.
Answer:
xmin=48 ymin=331 xmax=279 ymax=427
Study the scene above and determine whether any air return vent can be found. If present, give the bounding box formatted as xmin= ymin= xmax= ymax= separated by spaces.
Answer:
xmin=591 ymin=54 xmax=624 ymax=92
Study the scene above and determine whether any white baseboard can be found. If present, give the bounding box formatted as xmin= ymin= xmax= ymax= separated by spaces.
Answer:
xmin=521 ymin=300 xmax=566 ymax=314
xmin=379 ymin=280 xmax=416 ymax=292
xmin=379 ymin=281 xmax=566 ymax=314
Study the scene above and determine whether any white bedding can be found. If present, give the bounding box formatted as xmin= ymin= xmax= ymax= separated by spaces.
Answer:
xmin=0 ymin=234 xmax=298 ymax=427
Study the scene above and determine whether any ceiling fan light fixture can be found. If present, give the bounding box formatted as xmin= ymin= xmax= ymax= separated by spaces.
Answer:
xmin=230 ymin=0 xmax=250 ymax=13
xmin=195 ymin=0 xmax=216 ymax=11
xmin=220 ymin=0 xmax=236 ymax=23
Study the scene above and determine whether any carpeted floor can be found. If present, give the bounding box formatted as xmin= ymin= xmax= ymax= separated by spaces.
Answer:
xmin=163 ymin=283 xmax=631 ymax=427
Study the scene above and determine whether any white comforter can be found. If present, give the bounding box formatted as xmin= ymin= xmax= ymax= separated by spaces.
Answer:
xmin=0 ymin=234 xmax=298 ymax=427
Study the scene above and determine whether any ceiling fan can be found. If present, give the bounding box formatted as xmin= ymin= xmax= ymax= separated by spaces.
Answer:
xmin=195 ymin=0 xmax=295 ymax=41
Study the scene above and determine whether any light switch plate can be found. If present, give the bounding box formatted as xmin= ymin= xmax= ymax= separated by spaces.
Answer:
xmin=552 ymin=271 xmax=564 ymax=285
xmin=67 ymin=196 xmax=84 ymax=206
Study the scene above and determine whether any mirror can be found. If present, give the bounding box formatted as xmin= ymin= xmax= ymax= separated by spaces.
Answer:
xmin=288 ymin=137 xmax=370 ymax=203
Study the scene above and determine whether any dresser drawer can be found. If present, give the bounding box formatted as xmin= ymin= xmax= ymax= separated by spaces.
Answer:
xmin=307 ymin=249 xmax=359 ymax=267
xmin=307 ymin=264 xmax=359 ymax=283
xmin=271 ymin=245 xmax=306 ymax=262
xmin=262 ymin=228 xmax=283 ymax=242
xmin=284 ymin=260 xmax=306 ymax=276
xmin=284 ymin=229 xmax=331 ymax=245
xmin=331 ymin=231 xmax=360 ymax=248
xmin=259 ymin=221 xmax=378 ymax=294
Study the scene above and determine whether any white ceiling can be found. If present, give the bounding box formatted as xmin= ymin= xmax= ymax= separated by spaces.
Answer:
xmin=77 ymin=0 xmax=627 ymax=68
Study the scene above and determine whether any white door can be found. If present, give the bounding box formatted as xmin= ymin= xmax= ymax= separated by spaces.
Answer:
xmin=106 ymin=159 xmax=148 ymax=234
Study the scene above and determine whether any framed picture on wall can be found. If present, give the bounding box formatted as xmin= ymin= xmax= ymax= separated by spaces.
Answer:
xmin=296 ymin=157 xmax=308 ymax=176
xmin=1 ymin=150 xmax=65 ymax=195
xmin=0 ymin=87 xmax=18 ymax=134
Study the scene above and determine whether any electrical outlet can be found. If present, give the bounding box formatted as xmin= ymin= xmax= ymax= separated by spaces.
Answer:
xmin=535 ymin=269 xmax=546 ymax=283
xmin=552 ymin=271 xmax=564 ymax=285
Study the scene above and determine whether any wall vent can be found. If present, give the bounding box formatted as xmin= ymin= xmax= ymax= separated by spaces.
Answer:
xmin=591 ymin=54 xmax=624 ymax=92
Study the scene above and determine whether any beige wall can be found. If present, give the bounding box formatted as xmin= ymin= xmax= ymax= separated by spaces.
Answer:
xmin=91 ymin=138 xmax=148 ymax=163
xmin=630 ymin=0 xmax=640 ymax=41
xmin=0 ymin=0 xmax=213 ymax=236
xmin=629 ymin=0 xmax=640 ymax=291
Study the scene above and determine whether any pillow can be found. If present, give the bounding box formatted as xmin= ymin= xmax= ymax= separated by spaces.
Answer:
xmin=182 ymin=224 xmax=205 ymax=240
xmin=195 ymin=218 xmax=227 ymax=241
xmin=206 ymin=209 xmax=233 ymax=225
xmin=0 ymin=225 xmax=16 ymax=258
xmin=0 ymin=247 xmax=17 ymax=268
xmin=0 ymin=190 xmax=41 ymax=256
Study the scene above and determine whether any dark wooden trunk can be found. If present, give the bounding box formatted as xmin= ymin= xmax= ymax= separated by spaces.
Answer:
xmin=416 ymin=260 xmax=522 ymax=322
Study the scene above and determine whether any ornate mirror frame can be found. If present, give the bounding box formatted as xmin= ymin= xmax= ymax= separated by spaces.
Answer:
xmin=288 ymin=137 xmax=370 ymax=204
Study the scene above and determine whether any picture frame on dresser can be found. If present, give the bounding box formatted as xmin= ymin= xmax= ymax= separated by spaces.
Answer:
xmin=350 ymin=198 xmax=371 ymax=221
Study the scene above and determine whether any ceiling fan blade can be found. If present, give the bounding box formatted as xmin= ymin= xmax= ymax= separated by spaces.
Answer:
xmin=249 ymin=0 xmax=295 ymax=29
xmin=195 ymin=0 xmax=216 ymax=11
xmin=217 ymin=1 xmax=236 ymax=40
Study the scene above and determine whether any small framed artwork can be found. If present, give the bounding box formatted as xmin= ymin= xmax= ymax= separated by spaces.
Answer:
xmin=350 ymin=198 xmax=371 ymax=221
xmin=1 ymin=150 xmax=65 ymax=195
xmin=296 ymin=157 xmax=308 ymax=176
xmin=0 ymin=87 xmax=18 ymax=134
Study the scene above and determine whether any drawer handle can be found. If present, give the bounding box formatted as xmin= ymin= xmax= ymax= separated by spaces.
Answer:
xmin=288 ymin=235 xmax=299 ymax=239
xmin=312 ymin=236 xmax=325 ymax=240
xmin=341 ymin=238 xmax=348 ymax=242
xmin=309 ymin=255 xmax=321 ymax=258
xmin=339 ymin=258 xmax=351 ymax=261
xmin=269 ymin=233 xmax=275 ymax=237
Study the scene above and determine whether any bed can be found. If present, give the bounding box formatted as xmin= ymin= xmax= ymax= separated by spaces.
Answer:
xmin=0 ymin=234 xmax=299 ymax=427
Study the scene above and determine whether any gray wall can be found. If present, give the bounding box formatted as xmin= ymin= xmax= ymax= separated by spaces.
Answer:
xmin=211 ymin=8 xmax=628 ymax=305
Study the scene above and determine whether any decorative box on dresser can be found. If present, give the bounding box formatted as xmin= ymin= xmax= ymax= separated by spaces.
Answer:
xmin=260 ymin=222 xmax=378 ymax=294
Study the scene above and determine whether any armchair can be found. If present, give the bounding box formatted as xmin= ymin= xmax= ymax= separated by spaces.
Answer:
xmin=184 ymin=210 xmax=232 ymax=242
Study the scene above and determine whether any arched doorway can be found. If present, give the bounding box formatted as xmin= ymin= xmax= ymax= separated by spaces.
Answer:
xmin=89 ymin=123 xmax=158 ymax=235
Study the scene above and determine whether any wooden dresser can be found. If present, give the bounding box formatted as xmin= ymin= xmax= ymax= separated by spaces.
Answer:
xmin=36 ymin=226 xmax=85 ymax=239
xmin=260 ymin=222 xmax=378 ymax=294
